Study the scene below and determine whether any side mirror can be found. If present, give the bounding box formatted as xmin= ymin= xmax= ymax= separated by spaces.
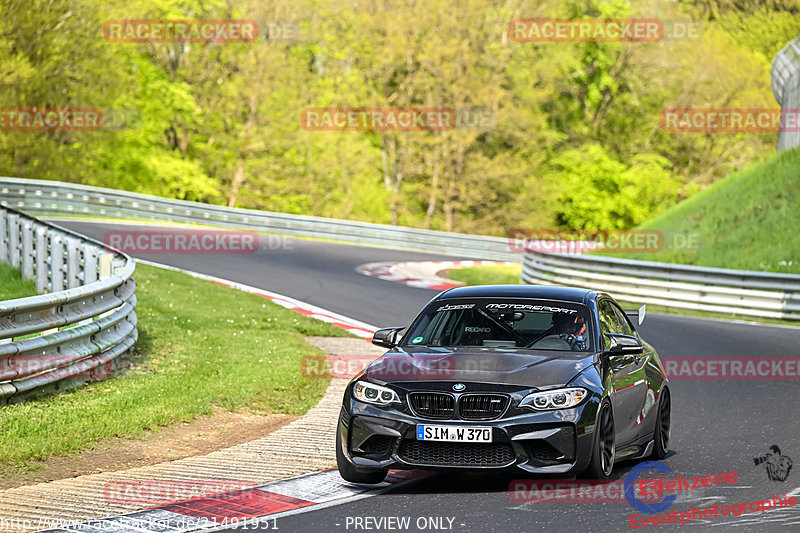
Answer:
xmin=372 ymin=327 xmax=405 ymax=348
xmin=604 ymin=333 xmax=644 ymax=355
xmin=624 ymin=304 xmax=646 ymax=326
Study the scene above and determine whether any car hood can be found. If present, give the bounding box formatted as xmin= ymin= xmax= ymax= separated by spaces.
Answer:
xmin=363 ymin=346 xmax=597 ymax=388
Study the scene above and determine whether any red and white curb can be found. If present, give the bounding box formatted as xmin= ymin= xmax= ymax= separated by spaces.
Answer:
xmin=357 ymin=260 xmax=516 ymax=290
xmin=35 ymin=470 xmax=429 ymax=533
xmin=136 ymin=259 xmax=378 ymax=338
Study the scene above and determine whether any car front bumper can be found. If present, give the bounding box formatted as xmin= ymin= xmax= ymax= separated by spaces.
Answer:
xmin=339 ymin=396 xmax=601 ymax=474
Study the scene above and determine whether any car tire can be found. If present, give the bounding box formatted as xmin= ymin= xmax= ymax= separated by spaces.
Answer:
xmin=651 ymin=387 xmax=671 ymax=460
xmin=585 ymin=400 xmax=615 ymax=479
xmin=336 ymin=424 xmax=388 ymax=484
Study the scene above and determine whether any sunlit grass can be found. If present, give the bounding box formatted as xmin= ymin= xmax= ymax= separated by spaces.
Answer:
xmin=0 ymin=263 xmax=349 ymax=474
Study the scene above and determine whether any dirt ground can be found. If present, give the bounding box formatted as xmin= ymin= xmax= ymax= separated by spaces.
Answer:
xmin=0 ymin=410 xmax=296 ymax=490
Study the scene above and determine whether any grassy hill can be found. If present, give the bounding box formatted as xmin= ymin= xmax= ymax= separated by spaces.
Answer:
xmin=617 ymin=147 xmax=800 ymax=274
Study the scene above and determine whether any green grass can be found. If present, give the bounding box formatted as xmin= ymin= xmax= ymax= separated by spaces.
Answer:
xmin=0 ymin=263 xmax=349 ymax=474
xmin=446 ymin=264 xmax=523 ymax=285
xmin=0 ymin=263 xmax=37 ymax=301
xmin=611 ymin=147 xmax=800 ymax=273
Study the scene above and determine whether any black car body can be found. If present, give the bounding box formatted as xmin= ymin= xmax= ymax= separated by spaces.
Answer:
xmin=336 ymin=285 xmax=671 ymax=483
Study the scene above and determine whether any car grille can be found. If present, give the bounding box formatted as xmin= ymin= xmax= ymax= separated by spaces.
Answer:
xmin=458 ymin=394 xmax=509 ymax=420
xmin=399 ymin=440 xmax=515 ymax=467
xmin=409 ymin=392 xmax=455 ymax=419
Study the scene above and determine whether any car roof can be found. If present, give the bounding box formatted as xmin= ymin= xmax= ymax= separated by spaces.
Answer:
xmin=434 ymin=284 xmax=599 ymax=304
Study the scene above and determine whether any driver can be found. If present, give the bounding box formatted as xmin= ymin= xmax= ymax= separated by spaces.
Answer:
xmin=552 ymin=313 xmax=588 ymax=350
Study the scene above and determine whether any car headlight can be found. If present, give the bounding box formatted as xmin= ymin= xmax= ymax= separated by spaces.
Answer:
xmin=353 ymin=380 xmax=400 ymax=406
xmin=520 ymin=387 xmax=587 ymax=410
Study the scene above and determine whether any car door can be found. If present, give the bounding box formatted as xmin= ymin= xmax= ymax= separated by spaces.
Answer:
xmin=598 ymin=299 xmax=646 ymax=446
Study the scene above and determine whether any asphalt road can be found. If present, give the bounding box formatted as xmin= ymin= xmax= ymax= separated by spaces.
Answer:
xmin=58 ymin=221 xmax=800 ymax=532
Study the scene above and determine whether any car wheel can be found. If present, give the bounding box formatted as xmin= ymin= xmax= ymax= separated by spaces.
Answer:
xmin=651 ymin=387 xmax=671 ymax=459
xmin=336 ymin=424 xmax=388 ymax=484
xmin=586 ymin=400 xmax=615 ymax=479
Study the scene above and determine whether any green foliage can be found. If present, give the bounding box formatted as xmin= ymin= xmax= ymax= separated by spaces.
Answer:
xmin=549 ymin=145 xmax=680 ymax=229
xmin=0 ymin=0 xmax=797 ymax=234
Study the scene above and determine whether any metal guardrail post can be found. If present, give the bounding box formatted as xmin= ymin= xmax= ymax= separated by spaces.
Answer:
xmin=0 ymin=210 xmax=8 ymax=264
xmin=20 ymin=220 xmax=34 ymax=280
xmin=35 ymin=226 xmax=48 ymax=292
xmin=83 ymin=244 xmax=99 ymax=284
xmin=8 ymin=213 xmax=20 ymax=268
xmin=99 ymin=253 xmax=113 ymax=280
xmin=65 ymin=237 xmax=81 ymax=288
xmin=48 ymin=231 xmax=65 ymax=292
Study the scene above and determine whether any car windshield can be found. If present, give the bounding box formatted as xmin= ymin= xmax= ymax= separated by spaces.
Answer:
xmin=402 ymin=298 xmax=593 ymax=351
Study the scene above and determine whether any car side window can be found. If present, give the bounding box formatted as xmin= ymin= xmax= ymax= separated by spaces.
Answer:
xmin=598 ymin=301 xmax=619 ymax=349
xmin=610 ymin=302 xmax=635 ymax=336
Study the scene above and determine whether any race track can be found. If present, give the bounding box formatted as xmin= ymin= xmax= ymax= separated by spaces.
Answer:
xmin=57 ymin=221 xmax=800 ymax=532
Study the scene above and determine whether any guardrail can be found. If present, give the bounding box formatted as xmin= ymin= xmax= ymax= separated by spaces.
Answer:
xmin=0 ymin=177 xmax=517 ymax=261
xmin=0 ymin=205 xmax=137 ymax=403
xmin=522 ymin=251 xmax=800 ymax=320
xmin=3 ymin=177 xmax=798 ymax=322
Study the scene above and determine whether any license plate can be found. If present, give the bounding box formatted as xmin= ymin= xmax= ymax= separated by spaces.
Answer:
xmin=416 ymin=425 xmax=492 ymax=443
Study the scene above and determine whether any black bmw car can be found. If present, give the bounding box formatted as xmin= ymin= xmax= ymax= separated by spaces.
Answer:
xmin=336 ymin=285 xmax=671 ymax=483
